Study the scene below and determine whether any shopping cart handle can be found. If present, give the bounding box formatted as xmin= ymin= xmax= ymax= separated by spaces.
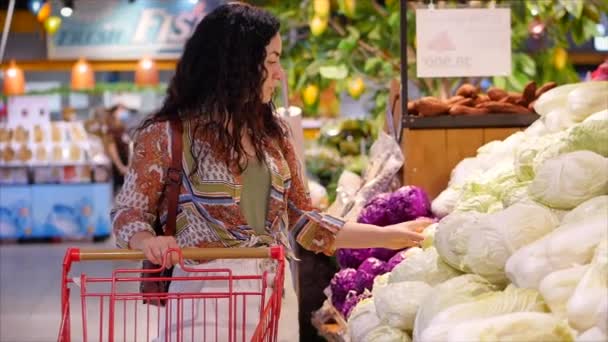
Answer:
xmin=67 ymin=246 xmax=284 ymax=262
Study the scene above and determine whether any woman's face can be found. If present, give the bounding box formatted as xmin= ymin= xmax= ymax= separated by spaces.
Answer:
xmin=261 ymin=33 xmax=283 ymax=103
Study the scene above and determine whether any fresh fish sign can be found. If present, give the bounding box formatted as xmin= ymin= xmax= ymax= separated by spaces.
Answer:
xmin=47 ymin=0 xmax=224 ymax=60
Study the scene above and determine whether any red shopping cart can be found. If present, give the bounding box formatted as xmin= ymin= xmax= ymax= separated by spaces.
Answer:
xmin=58 ymin=246 xmax=285 ymax=342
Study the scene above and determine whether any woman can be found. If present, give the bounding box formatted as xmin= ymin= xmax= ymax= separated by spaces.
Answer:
xmin=111 ymin=3 xmax=432 ymax=341
xmin=86 ymin=105 xmax=131 ymax=190
xmin=104 ymin=104 xmax=131 ymax=191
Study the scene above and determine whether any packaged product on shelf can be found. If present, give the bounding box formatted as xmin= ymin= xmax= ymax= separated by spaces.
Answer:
xmin=33 ymin=144 xmax=49 ymax=163
xmin=61 ymin=165 xmax=92 ymax=184
xmin=0 ymin=126 xmax=11 ymax=143
xmin=1 ymin=143 xmax=32 ymax=166
xmin=0 ymin=144 xmax=14 ymax=164
xmin=33 ymin=167 xmax=62 ymax=184
xmin=51 ymin=144 xmax=65 ymax=163
xmin=32 ymin=124 xmax=48 ymax=144
xmin=67 ymin=122 xmax=87 ymax=142
xmin=50 ymin=122 xmax=66 ymax=143
xmin=0 ymin=167 xmax=28 ymax=185
xmin=15 ymin=144 xmax=33 ymax=164
xmin=70 ymin=144 xmax=87 ymax=163
xmin=92 ymin=165 xmax=111 ymax=183
xmin=12 ymin=125 xmax=30 ymax=144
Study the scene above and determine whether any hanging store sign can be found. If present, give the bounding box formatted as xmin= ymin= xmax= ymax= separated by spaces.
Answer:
xmin=416 ymin=8 xmax=511 ymax=78
xmin=47 ymin=0 xmax=223 ymax=60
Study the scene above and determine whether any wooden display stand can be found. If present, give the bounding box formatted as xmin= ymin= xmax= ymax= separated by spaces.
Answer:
xmin=387 ymin=81 xmax=538 ymax=200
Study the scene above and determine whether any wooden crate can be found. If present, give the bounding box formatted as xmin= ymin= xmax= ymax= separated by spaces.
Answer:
xmin=402 ymin=126 xmax=523 ymax=199
xmin=386 ymin=80 xmax=537 ymax=200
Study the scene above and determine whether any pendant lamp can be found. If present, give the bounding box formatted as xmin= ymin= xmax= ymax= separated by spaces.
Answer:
xmin=71 ymin=58 xmax=95 ymax=90
xmin=3 ymin=60 xmax=25 ymax=96
xmin=135 ymin=57 xmax=159 ymax=86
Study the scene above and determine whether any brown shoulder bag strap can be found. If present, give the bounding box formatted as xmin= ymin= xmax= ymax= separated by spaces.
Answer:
xmin=164 ymin=118 xmax=183 ymax=237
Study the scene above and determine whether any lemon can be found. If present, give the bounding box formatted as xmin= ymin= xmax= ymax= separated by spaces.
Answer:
xmin=347 ymin=77 xmax=366 ymax=99
xmin=309 ymin=16 xmax=328 ymax=37
xmin=313 ymin=0 xmax=330 ymax=18
xmin=553 ymin=47 xmax=568 ymax=70
xmin=344 ymin=0 xmax=357 ymax=18
xmin=302 ymin=84 xmax=320 ymax=106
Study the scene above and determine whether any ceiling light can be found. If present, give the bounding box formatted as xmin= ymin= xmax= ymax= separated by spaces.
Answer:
xmin=61 ymin=0 xmax=74 ymax=18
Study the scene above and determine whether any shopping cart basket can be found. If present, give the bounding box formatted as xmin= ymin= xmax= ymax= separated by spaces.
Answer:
xmin=58 ymin=246 xmax=285 ymax=342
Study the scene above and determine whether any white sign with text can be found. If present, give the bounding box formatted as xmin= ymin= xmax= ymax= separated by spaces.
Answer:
xmin=416 ymin=8 xmax=511 ymax=78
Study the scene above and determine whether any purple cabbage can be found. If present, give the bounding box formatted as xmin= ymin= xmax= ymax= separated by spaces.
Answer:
xmin=358 ymin=257 xmax=387 ymax=277
xmin=386 ymin=249 xmax=408 ymax=272
xmin=391 ymin=186 xmax=431 ymax=221
xmin=357 ymin=186 xmax=431 ymax=227
xmin=342 ymin=290 xmax=372 ymax=319
xmin=356 ymin=257 xmax=389 ymax=293
xmin=354 ymin=270 xmax=375 ymax=293
xmin=370 ymin=247 xmax=399 ymax=261
xmin=336 ymin=248 xmax=373 ymax=269
xmin=357 ymin=193 xmax=394 ymax=226
xmin=339 ymin=186 xmax=430 ymax=270
xmin=329 ymin=268 xmax=358 ymax=307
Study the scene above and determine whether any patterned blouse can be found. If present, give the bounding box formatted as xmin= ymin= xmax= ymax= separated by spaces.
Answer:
xmin=111 ymin=119 xmax=345 ymax=257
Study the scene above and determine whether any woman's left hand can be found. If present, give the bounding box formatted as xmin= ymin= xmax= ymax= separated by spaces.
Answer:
xmin=383 ymin=217 xmax=435 ymax=249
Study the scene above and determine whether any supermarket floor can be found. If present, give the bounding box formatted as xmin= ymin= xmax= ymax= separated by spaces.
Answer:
xmin=0 ymin=238 xmax=299 ymax=342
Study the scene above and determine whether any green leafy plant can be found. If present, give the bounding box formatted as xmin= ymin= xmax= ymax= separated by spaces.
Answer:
xmin=255 ymin=0 xmax=606 ymax=114
xmin=256 ymin=0 xmax=401 ymax=118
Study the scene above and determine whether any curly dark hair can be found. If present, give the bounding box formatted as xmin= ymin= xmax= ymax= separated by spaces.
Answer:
xmin=140 ymin=2 xmax=286 ymax=172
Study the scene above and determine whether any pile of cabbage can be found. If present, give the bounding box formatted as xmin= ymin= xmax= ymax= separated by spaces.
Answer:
xmin=327 ymin=185 xmax=434 ymax=317
xmin=345 ymin=81 xmax=608 ymax=342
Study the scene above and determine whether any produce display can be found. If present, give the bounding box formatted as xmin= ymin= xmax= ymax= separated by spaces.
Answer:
xmin=329 ymin=80 xmax=607 ymax=342
xmin=305 ymin=118 xmax=373 ymax=201
xmin=407 ymin=81 xmax=559 ymax=117
xmin=325 ymin=185 xmax=433 ymax=319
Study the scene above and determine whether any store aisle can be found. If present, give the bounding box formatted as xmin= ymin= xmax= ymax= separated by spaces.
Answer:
xmin=0 ymin=240 xmax=115 ymax=342
xmin=0 ymin=240 xmax=298 ymax=342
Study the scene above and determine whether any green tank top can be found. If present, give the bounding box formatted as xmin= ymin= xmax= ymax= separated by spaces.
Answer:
xmin=239 ymin=158 xmax=271 ymax=235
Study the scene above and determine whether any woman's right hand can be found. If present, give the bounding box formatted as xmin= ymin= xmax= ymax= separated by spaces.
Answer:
xmin=383 ymin=218 xmax=434 ymax=249
xmin=130 ymin=231 xmax=180 ymax=266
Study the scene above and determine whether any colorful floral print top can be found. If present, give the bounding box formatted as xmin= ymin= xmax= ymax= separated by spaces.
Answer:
xmin=111 ymin=119 xmax=345 ymax=257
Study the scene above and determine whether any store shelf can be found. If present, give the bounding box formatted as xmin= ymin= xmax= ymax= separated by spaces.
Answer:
xmin=0 ymin=181 xmax=110 ymax=187
xmin=569 ymin=51 xmax=608 ymax=66
xmin=0 ymin=161 xmax=110 ymax=169
xmin=403 ymin=113 xmax=540 ymax=129
xmin=0 ymin=59 xmax=178 ymax=72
